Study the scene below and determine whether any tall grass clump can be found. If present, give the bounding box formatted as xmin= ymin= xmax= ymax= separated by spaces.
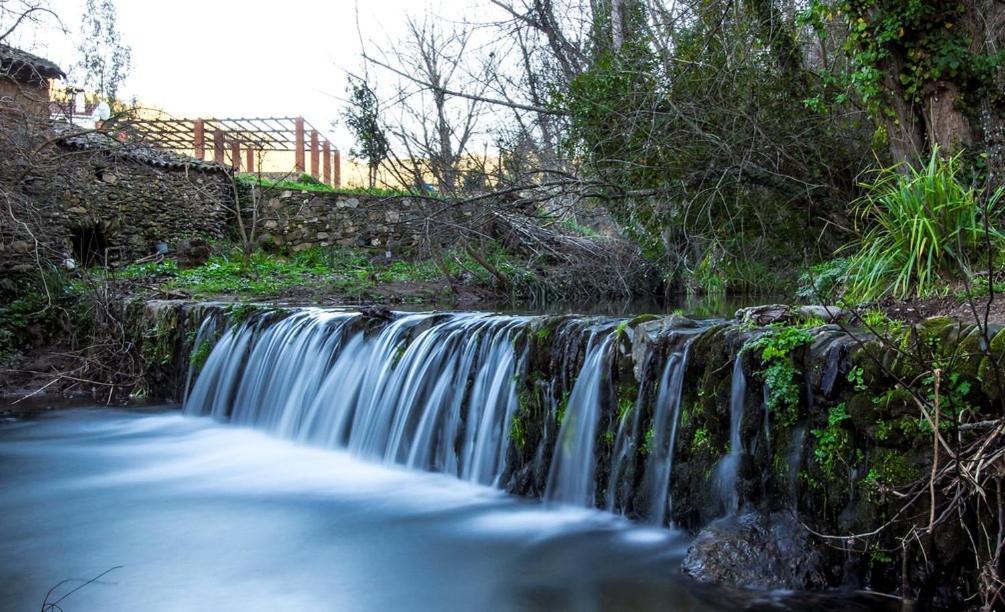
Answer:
xmin=841 ymin=149 xmax=1004 ymax=302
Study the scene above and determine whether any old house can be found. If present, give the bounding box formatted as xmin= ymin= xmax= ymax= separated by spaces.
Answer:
xmin=0 ymin=45 xmax=64 ymax=116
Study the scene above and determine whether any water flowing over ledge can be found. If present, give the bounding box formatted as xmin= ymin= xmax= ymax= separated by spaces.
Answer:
xmin=172 ymin=303 xmax=1004 ymax=599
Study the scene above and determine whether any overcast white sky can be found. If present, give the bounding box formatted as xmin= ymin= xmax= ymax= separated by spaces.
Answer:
xmin=11 ymin=0 xmax=495 ymax=148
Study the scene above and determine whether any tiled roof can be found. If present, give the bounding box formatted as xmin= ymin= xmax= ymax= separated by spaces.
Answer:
xmin=51 ymin=122 xmax=230 ymax=174
xmin=0 ymin=45 xmax=65 ymax=84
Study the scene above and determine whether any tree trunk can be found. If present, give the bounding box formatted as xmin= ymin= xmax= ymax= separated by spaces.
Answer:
xmin=882 ymin=72 xmax=925 ymax=168
xmin=921 ymin=81 xmax=973 ymax=153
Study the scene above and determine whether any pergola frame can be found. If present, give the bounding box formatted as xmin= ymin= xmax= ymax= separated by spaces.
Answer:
xmin=125 ymin=116 xmax=340 ymax=186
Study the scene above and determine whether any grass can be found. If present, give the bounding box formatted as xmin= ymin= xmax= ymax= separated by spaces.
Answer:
xmin=119 ymin=243 xmax=542 ymax=300
xmin=236 ymin=173 xmax=433 ymax=198
xmin=840 ymin=149 xmax=1005 ymax=302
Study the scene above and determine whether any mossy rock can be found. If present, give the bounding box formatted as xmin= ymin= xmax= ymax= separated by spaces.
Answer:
xmin=978 ymin=327 xmax=1005 ymax=401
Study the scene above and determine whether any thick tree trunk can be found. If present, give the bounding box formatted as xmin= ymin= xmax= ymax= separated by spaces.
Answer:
xmin=881 ymin=70 xmax=925 ymax=168
xmin=921 ymin=80 xmax=973 ymax=152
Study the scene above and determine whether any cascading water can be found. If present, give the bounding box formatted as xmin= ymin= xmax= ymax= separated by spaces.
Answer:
xmin=185 ymin=309 xmax=529 ymax=486
xmin=543 ymin=326 xmax=617 ymax=507
xmin=714 ymin=352 xmax=747 ymax=513
xmin=643 ymin=342 xmax=692 ymax=526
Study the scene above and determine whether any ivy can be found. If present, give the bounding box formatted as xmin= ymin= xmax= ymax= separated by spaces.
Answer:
xmin=800 ymin=0 xmax=1004 ymax=120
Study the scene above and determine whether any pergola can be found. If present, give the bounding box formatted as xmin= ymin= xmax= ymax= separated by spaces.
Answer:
xmin=124 ymin=116 xmax=340 ymax=186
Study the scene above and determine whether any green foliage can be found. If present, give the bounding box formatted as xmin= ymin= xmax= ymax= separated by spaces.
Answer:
xmin=811 ymin=403 xmax=851 ymax=480
xmin=796 ymin=258 xmax=849 ymax=301
xmin=642 ymin=426 xmax=655 ymax=455
xmin=509 ymin=412 xmax=527 ymax=450
xmin=119 ymin=242 xmax=542 ymax=301
xmin=691 ymin=426 xmax=711 ymax=454
xmin=847 ymin=366 xmax=867 ymax=391
xmin=841 ymin=149 xmax=1005 ymax=302
xmin=617 ymin=397 xmax=633 ymax=424
xmin=800 ymin=0 xmax=1003 ymax=119
xmin=189 ymin=337 xmax=214 ymax=372
xmin=341 ymin=77 xmax=390 ymax=188
xmin=0 ymin=270 xmax=85 ymax=366
xmin=748 ymin=325 xmax=813 ymax=426
xmin=557 ymin=3 xmax=870 ymax=292
xmin=236 ymin=173 xmax=419 ymax=197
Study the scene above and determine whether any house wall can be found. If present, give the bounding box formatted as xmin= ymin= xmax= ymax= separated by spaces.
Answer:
xmin=0 ymin=78 xmax=51 ymax=117
xmin=0 ymin=146 xmax=232 ymax=275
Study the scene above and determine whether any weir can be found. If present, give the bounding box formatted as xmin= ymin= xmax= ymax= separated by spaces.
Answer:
xmin=184 ymin=308 xmax=707 ymax=518
xmin=176 ymin=304 xmax=1000 ymax=598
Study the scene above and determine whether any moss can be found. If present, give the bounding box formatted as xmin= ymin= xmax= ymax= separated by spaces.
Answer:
xmin=628 ymin=313 xmax=660 ymax=327
xmin=225 ymin=303 xmax=261 ymax=324
xmin=509 ymin=412 xmax=527 ymax=450
xmin=978 ymin=328 xmax=1005 ymax=400
xmin=864 ymin=447 xmax=923 ymax=492
xmin=915 ymin=316 xmax=959 ymax=346
xmin=189 ymin=337 xmax=214 ymax=372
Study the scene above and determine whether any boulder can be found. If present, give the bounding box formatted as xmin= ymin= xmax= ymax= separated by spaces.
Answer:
xmin=174 ymin=238 xmax=211 ymax=269
xmin=681 ymin=511 xmax=827 ymax=591
xmin=735 ymin=304 xmax=790 ymax=326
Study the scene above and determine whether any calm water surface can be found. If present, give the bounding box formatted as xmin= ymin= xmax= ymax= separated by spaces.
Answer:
xmin=0 ymin=408 xmax=882 ymax=612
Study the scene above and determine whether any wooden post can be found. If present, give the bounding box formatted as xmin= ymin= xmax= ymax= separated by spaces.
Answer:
xmin=323 ymin=141 xmax=331 ymax=185
xmin=230 ymin=140 xmax=241 ymax=171
xmin=333 ymin=150 xmax=341 ymax=188
xmin=246 ymin=148 xmax=255 ymax=173
xmin=193 ymin=119 xmax=205 ymax=160
xmin=213 ymin=130 xmax=224 ymax=165
xmin=294 ymin=116 xmax=305 ymax=173
xmin=310 ymin=130 xmax=320 ymax=178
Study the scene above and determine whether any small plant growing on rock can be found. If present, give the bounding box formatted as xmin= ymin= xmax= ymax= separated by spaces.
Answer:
xmin=747 ymin=325 xmax=813 ymax=427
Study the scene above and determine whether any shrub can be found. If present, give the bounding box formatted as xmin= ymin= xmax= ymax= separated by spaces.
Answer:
xmin=841 ymin=149 xmax=1005 ymax=302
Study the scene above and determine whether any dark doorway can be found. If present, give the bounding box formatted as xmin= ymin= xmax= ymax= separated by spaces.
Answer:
xmin=70 ymin=224 xmax=108 ymax=267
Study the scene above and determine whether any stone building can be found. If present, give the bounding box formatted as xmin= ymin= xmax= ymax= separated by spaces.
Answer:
xmin=0 ymin=125 xmax=234 ymax=275
xmin=0 ymin=45 xmax=64 ymax=116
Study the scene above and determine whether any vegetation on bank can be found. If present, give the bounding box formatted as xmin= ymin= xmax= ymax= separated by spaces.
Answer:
xmin=115 ymin=242 xmax=554 ymax=302
xmin=235 ymin=173 xmax=429 ymax=198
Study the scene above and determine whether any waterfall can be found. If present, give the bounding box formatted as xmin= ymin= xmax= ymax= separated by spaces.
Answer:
xmin=644 ymin=342 xmax=691 ymax=526
xmin=185 ymin=309 xmax=529 ymax=486
xmin=543 ymin=327 xmax=617 ymax=507
xmin=714 ymin=352 xmax=746 ymax=513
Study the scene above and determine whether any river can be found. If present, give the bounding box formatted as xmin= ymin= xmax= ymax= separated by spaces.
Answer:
xmin=0 ymin=408 xmax=883 ymax=611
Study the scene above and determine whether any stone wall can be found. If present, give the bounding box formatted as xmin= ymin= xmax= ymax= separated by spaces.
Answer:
xmin=0 ymin=133 xmax=233 ymax=275
xmin=256 ymin=190 xmax=475 ymax=255
xmin=0 ymin=78 xmax=50 ymax=117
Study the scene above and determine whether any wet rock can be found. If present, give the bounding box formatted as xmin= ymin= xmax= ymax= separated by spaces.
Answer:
xmin=734 ymin=304 xmax=790 ymax=326
xmin=795 ymin=304 xmax=847 ymax=323
xmin=681 ymin=511 xmax=827 ymax=591
xmin=359 ymin=305 xmax=394 ymax=321
xmin=174 ymin=238 xmax=211 ymax=269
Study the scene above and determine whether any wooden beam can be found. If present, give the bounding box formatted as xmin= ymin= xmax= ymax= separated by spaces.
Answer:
xmin=323 ymin=141 xmax=331 ymax=185
xmin=294 ymin=116 xmax=305 ymax=172
xmin=213 ymin=130 xmax=224 ymax=165
xmin=310 ymin=130 xmax=320 ymax=178
xmin=230 ymin=140 xmax=241 ymax=171
xmin=333 ymin=150 xmax=341 ymax=188
xmin=193 ymin=119 xmax=204 ymax=160
xmin=246 ymin=148 xmax=255 ymax=173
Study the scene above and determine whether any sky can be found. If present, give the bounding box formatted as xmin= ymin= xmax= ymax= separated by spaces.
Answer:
xmin=10 ymin=0 xmax=494 ymax=150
